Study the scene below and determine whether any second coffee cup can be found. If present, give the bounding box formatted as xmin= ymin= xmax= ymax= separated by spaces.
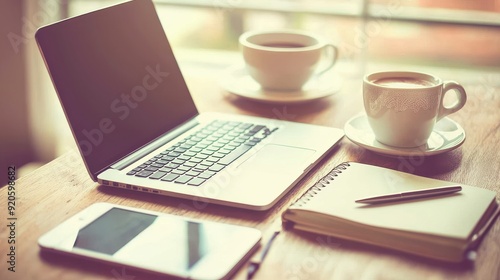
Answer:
xmin=239 ymin=30 xmax=338 ymax=91
xmin=363 ymin=71 xmax=467 ymax=148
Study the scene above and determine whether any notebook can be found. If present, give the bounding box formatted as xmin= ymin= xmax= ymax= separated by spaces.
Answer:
xmin=282 ymin=162 xmax=499 ymax=262
xmin=34 ymin=0 xmax=344 ymax=210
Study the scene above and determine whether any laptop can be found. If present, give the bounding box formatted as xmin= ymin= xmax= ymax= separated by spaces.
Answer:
xmin=35 ymin=0 xmax=344 ymax=210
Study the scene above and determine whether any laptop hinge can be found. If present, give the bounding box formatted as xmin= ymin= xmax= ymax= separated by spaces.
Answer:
xmin=110 ymin=117 xmax=200 ymax=171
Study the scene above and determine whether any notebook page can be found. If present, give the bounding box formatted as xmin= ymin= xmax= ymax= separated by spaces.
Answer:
xmin=296 ymin=163 xmax=496 ymax=239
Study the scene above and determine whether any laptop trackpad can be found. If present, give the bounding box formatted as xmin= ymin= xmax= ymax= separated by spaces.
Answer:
xmin=237 ymin=144 xmax=315 ymax=172
xmin=218 ymin=144 xmax=316 ymax=206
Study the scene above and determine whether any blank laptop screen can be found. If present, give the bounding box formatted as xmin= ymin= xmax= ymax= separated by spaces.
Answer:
xmin=35 ymin=0 xmax=198 ymax=179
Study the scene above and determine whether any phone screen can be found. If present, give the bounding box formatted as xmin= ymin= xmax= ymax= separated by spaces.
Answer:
xmin=71 ymin=208 xmax=228 ymax=274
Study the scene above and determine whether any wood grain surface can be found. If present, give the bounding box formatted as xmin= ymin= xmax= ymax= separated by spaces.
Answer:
xmin=1 ymin=62 xmax=498 ymax=280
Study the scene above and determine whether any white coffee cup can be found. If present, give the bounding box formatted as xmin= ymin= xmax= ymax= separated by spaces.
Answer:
xmin=363 ymin=71 xmax=467 ymax=148
xmin=239 ymin=30 xmax=338 ymax=91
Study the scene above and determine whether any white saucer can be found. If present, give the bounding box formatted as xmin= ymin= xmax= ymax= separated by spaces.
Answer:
xmin=344 ymin=113 xmax=466 ymax=157
xmin=220 ymin=64 xmax=341 ymax=104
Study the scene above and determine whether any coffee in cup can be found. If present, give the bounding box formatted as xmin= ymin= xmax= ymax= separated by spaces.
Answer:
xmin=239 ymin=30 xmax=338 ymax=91
xmin=372 ymin=77 xmax=435 ymax=88
xmin=363 ymin=71 xmax=467 ymax=148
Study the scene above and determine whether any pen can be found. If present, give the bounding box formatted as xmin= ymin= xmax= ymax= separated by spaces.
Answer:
xmin=247 ymin=219 xmax=282 ymax=280
xmin=355 ymin=185 xmax=462 ymax=204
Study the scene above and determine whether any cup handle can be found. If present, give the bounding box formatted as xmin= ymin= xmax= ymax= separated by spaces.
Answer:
xmin=316 ymin=43 xmax=339 ymax=77
xmin=437 ymin=81 xmax=467 ymax=121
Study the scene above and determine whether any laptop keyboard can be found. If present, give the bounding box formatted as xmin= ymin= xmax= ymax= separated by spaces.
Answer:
xmin=126 ymin=120 xmax=277 ymax=186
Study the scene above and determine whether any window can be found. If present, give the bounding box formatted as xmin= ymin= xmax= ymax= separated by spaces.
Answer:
xmin=67 ymin=0 xmax=500 ymax=68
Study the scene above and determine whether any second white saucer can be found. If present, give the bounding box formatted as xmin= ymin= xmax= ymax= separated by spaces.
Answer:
xmin=344 ymin=113 xmax=466 ymax=157
xmin=220 ymin=65 xmax=341 ymax=104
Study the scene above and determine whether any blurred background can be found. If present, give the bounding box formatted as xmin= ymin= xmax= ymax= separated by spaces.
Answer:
xmin=1 ymin=0 xmax=499 ymax=186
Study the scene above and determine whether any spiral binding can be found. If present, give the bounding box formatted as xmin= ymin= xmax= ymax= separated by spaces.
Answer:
xmin=293 ymin=162 xmax=351 ymax=207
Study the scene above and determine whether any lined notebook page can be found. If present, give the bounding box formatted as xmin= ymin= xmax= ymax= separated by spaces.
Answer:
xmin=292 ymin=162 xmax=496 ymax=239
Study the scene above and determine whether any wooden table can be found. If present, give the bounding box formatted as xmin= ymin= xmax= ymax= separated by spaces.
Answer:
xmin=1 ymin=60 xmax=499 ymax=279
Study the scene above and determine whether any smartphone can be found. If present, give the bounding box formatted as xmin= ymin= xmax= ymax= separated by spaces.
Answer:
xmin=38 ymin=203 xmax=261 ymax=279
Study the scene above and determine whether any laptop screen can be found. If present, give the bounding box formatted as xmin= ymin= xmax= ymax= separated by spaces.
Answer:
xmin=35 ymin=0 xmax=198 ymax=180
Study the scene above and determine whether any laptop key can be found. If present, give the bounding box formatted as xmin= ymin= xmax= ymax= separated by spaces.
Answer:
xmin=207 ymin=135 xmax=219 ymax=141
xmin=183 ymin=162 xmax=197 ymax=168
xmin=200 ymin=160 xmax=214 ymax=167
xmin=161 ymin=156 xmax=175 ymax=161
xmin=178 ymin=155 xmax=191 ymax=161
xmin=168 ymin=151 xmax=181 ymax=157
xmin=172 ymin=159 xmax=186 ymax=165
xmin=218 ymin=145 xmax=252 ymax=165
xmin=160 ymin=173 xmax=179 ymax=182
xmin=212 ymin=152 xmax=226 ymax=158
xmin=232 ymin=138 xmax=245 ymax=145
xmin=191 ymin=168 xmax=206 ymax=173
xmin=198 ymin=171 xmax=216 ymax=179
xmin=171 ymin=169 xmax=186 ymax=175
xmin=248 ymin=138 xmax=261 ymax=143
xmin=206 ymin=156 xmax=220 ymax=162
xmin=185 ymin=170 xmax=201 ymax=177
xmin=195 ymin=153 xmax=209 ymax=159
xmin=249 ymin=125 xmax=266 ymax=134
xmin=208 ymin=163 xmax=225 ymax=172
xmin=200 ymin=149 xmax=215 ymax=155
xmin=187 ymin=177 xmax=206 ymax=186
xmin=159 ymin=167 xmax=173 ymax=173
xmin=217 ymin=138 xmax=231 ymax=144
xmin=174 ymin=147 xmax=187 ymax=153
xmin=175 ymin=175 xmax=193 ymax=184
xmin=165 ymin=162 xmax=179 ymax=169
xmin=177 ymin=165 xmax=191 ymax=172
xmin=136 ymin=170 xmax=154 ymax=177
xmin=180 ymin=143 xmax=194 ymax=149
xmin=190 ymin=136 xmax=203 ymax=142
xmin=194 ymin=164 xmax=209 ymax=170
xmin=188 ymin=158 xmax=203 ymax=164
xmin=149 ymin=171 xmax=167 ymax=180
xmin=239 ymin=123 xmax=253 ymax=129
xmin=183 ymin=151 xmax=197 ymax=157
xmin=195 ymin=143 xmax=209 ymax=149
xmin=189 ymin=147 xmax=202 ymax=153
xmin=206 ymin=145 xmax=220 ymax=151
xmin=238 ymin=135 xmax=250 ymax=141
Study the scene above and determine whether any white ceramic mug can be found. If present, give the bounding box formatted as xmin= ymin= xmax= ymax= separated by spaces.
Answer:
xmin=239 ymin=30 xmax=338 ymax=91
xmin=363 ymin=71 xmax=467 ymax=148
